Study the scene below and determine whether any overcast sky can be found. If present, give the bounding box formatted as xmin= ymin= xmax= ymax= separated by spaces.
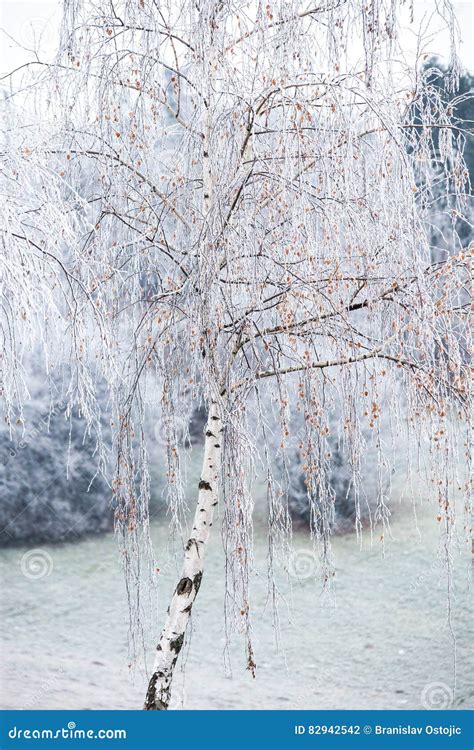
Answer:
xmin=0 ymin=0 xmax=472 ymax=80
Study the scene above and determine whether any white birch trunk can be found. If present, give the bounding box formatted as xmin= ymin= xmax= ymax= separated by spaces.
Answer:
xmin=144 ymin=401 xmax=222 ymax=710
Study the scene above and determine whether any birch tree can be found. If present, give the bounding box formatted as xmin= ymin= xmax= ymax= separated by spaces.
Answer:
xmin=0 ymin=0 xmax=471 ymax=710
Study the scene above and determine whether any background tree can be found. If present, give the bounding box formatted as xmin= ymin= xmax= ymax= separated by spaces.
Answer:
xmin=0 ymin=0 xmax=471 ymax=710
xmin=288 ymin=58 xmax=473 ymax=529
xmin=411 ymin=58 xmax=473 ymax=257
xmin=0 ymin=367 xmax=113 ymax=544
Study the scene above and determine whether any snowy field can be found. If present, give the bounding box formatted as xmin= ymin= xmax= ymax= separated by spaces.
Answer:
xmin=1 ymin=467 xmax=472 ymax=711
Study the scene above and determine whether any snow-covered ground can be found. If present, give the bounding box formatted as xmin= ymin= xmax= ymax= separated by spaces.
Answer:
xmin=0 ymin=465 xmax=472 ymax=711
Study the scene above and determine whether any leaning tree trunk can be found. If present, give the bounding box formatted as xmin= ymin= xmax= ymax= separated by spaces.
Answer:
xmin=144 ymin=401 xmax=222 ymax=710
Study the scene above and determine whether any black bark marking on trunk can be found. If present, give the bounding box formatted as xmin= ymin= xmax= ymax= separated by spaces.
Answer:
xmin=176 ymin=577 xmax=193 ymax=596
xmin=198 ymin=479 xmax=212 ymax=491
xmin=182 ymin=602 xmax=193 ymax=614
xmin=169 ymin=633 xmax=184 ymax=654
xmin=214 ymin=443 xmax=220 ymax=448
xmin=185 ymin=537 xmax=197 ymax=551
xmin=193 ymin=570 xmax=203 ymax=594
xmin=144 ymin=673 xmax=168 ymax=711
xmin=211 ymin=415 xmax=219 ymax=421
xmin=144 ymin=673 xmax=158 ymax=710
xmin=205 ymin=430 xmax=215 ymax=437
